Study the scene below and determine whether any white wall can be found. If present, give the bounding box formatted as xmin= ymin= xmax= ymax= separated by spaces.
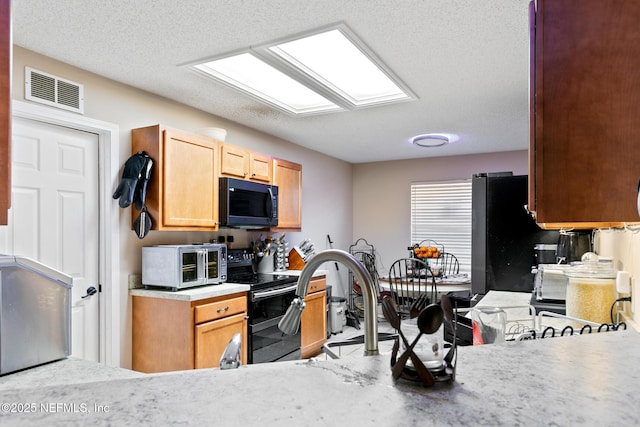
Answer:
xmin=12 ymin=47 xmax=353 ymax=368
xmin=352 ymin=151 xmax=529 ymax=278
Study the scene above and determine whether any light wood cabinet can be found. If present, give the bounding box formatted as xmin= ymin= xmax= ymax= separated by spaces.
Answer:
xmin=272 ymin=158 xmax=302 ymax=230
xmin=529 ymin=0 xmax=640 ymax=228
xmin=220 ymin=143 xmax=272 ymax=183
xmin=0 ymin=0 xmax=11 ymax=225
xmin=300 ymin=276 xmax=327 ymax=358
xmin=132 ymin=293 xmax=248 ymax=373
xmin=132 ymin=125 xmax=219 ymax=230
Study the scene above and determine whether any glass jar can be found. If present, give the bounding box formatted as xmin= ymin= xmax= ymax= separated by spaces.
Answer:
xmin=564 ymin=258 xmax=616 ymax=325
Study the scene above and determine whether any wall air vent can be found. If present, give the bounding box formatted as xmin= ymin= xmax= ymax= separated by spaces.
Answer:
xmin=25 ymin=67 xmax=84 ymax=113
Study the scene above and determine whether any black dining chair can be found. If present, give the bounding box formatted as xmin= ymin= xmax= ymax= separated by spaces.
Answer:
xmin=438 ymin=252 xmax=460 ymax=278
xmin=388 ymin=258 xmax=435 ymax=318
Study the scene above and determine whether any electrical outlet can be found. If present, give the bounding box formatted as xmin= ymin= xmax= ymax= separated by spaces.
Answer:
xmin=128 ymin=273 xmax=142 ymax=289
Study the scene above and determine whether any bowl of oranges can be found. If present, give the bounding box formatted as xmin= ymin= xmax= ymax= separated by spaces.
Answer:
xmin=412 ymin=245 xmax=441 ymax=259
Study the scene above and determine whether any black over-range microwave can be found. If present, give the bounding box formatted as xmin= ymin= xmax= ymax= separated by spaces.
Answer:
xmin=219 ymin=177 xmax=278 ymax=228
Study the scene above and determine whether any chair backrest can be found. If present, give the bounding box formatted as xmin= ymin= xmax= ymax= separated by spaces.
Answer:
xmin=388 ymin=258 xmax=431 ymax=317
xmin=439 ymin=252 xmax=460 ymax=277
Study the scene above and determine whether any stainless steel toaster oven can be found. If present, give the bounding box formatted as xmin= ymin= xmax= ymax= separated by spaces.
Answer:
xmin=142 ymin=244 xmax=227 ymax=291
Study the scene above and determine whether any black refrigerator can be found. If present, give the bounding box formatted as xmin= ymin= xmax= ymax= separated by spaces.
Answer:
xmin=471 ymin=173 xmax=558 ymax=295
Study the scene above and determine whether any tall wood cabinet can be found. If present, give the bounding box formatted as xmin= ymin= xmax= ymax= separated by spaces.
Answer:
xmin=132 ymin=292 xmax=248 ymax=373
xmin=300 ymin=276 xmax=327 ymax=358
xmin=529 ymin=0 xmax=640 ymax=228
xmin=132 ymin=125 xmax=219 ymax=230
xmin=0 ymin=0 xmax=11 ymax=225
xmin=272 ymin=158 xmax=302 ymax=230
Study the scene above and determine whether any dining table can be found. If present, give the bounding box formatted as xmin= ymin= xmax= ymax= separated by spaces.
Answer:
xmin=379 ymin=273 xmax=471 ymax=302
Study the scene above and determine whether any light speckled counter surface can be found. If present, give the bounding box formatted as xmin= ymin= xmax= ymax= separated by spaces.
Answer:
xmin=0 ymin=358 xmax=143 ymax=391
xmin=129 ymin=283 xmax=250 ymax=301
xmin=1 ymin=329 xmax=638 ymax=426
xmin=128 ymin=270 xmax=326 ymax=301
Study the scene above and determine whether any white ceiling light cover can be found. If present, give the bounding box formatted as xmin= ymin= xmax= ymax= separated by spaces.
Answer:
xmin=269 ymin=29 xmax=411 ymax=106
xmin=188 ymin=24 xmax=414 ymax=116
xmin=194 ymin=53 xmax=341 ymax=115
xmin=410 ymin=134 xmax=453 ymax=147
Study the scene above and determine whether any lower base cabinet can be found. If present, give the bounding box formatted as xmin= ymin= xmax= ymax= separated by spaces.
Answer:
xmin=133 ymin=292 xmax=248 ymax=373
xmin=300 ymin=277 xmax=327 ymax=359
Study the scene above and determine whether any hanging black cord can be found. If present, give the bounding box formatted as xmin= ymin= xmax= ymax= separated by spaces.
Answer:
xmin=610 ymin=297 xmax=632 ymax=325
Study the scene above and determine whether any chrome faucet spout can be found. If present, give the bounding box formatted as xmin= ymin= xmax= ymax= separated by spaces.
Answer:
xmin=278 ymin=249 xmax=379 ymax=356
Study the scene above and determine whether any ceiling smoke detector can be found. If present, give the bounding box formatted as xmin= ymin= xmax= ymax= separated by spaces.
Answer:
xmin=409 ymin=134 xmax=450 ymax=147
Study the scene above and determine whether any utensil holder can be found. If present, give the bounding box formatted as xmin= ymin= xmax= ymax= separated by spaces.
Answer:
xmin=389 ymin=299 xmax=458 ymax=387
xmin=256 ymin=254 xmax=274 ymax=273
xmin=390 ymin=336 xmax=456 ymax=386
xmin=274 ymin=240 xmax=289 ymax=271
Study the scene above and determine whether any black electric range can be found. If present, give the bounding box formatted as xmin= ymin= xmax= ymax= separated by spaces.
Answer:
xmin=225 ymin=248 xmax=301 ymax=364
xmin=225 ymin=248 xmax=299 ymax=291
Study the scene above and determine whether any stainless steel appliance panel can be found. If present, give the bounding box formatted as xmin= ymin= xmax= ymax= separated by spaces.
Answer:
xmin=219 ymin=177 xmax=278 ymax=228
xmin=142 ymin=244 xmax=227 ymax=290
xmin=0 ymin=256 xmax=72 ymax=375
xmin=534 ymin=264 xmax=570 ymax=301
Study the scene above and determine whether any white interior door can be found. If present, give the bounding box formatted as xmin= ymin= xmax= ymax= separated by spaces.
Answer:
xmin=0 ymin=116 xmax=100 ymax=362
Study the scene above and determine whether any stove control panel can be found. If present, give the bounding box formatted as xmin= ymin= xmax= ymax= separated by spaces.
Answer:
xmin=227 ymin=249 xmax=254 ymax=268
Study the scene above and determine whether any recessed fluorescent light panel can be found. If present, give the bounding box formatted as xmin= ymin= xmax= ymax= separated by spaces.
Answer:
xmin=194 ymin=53 xmax=341 ymax=115
xmin=188 ymin=25 xmax=414 ymax=116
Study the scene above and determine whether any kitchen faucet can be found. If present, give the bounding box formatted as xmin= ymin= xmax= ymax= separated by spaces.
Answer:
xmin=278 ymin=249 xmax=379 ymax=356
xmin=219 ymin=333 xmax=242 ymax=369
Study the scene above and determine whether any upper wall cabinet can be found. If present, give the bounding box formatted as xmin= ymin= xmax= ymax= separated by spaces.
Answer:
xmin=529 ymin=0 xmax=640 ymax=228
xmin=0 ymin=0 xmax=11 ymax=225
xmin=272 ymin=158 xmax=302 ymax=230
xmin=132 ymin=125 xmax=219 ymax=231
xmin=220 ymin=144 xmax=272 ymax=183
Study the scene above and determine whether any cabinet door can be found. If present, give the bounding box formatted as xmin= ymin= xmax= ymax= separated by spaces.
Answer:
xmin=163 ymin=129 xmax=218 ymax=227
xmin=249 ymin=152 xmax=272 ymax=183
xmin=272 ymin=158 xmax=302 ymax=230
xmin=220 ymin=144 xmax=249 ymax=179
xmin=530 ymin=0 xmax=640 ymax=227
xmin=195 ymin=312 xmax=248 ymax=369
xmin=301 ymin=277 xmax=327 ymax=359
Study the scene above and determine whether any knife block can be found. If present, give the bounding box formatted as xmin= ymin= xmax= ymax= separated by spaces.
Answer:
xmin=288 ymin=247 xmax=306 ymax=270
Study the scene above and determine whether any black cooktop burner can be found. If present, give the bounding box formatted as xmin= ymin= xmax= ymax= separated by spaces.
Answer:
xmin=226 ymin=272 xmax=298 ymax=290
xmin=226 ymin=248 xmax=299 ymax=291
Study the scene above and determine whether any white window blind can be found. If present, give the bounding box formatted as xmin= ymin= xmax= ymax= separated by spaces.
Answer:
xmin=410 ymin=180 xmax=472 ymax=275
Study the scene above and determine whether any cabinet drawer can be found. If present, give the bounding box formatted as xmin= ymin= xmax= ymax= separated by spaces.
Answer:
xmin=307 ymin=277 xmax=326 ymax=294
xmin=195 ymin=295 xmax=247 ymax=324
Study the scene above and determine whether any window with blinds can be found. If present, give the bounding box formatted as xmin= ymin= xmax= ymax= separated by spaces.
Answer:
xmin=410 ymin=180 xmax=472 ymax=275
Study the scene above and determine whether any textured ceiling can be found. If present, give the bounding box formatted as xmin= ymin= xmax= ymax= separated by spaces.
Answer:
xmin=11 ymin=0 xmax=532 ymax=163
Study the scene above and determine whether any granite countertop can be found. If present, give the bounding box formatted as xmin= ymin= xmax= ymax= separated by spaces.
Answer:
xmin=129 ymin=283 xmax=250 ymax=301
xmin=129 ymin=270 xmax=326 ymax=301
xmin=0 ymin=358 xmax=143 ymax=392
xmin=1 ymin=329 xmax=638 ymax=426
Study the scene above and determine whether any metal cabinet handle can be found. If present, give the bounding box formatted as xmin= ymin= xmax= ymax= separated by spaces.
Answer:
xmin=217 ymin=306 xmax=230 ymax=313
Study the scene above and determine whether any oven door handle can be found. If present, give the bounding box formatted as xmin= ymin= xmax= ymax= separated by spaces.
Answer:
xmin=252 ymin=283 xmax=298 ymax=301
